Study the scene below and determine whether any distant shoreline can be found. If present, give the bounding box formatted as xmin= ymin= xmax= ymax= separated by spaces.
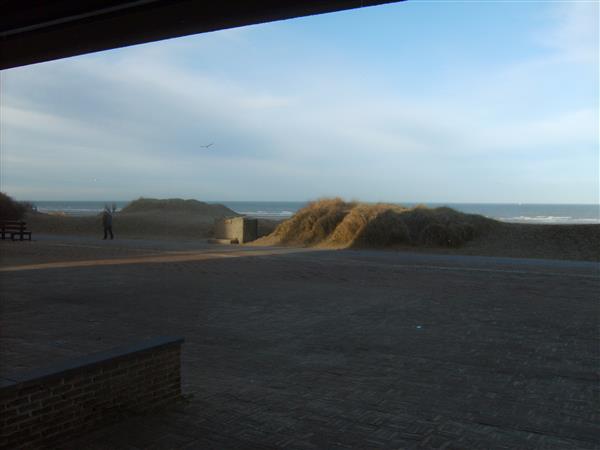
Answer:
xmin=24 ymin=200 xmax=600 ymax=225
xmin=17 ymin=212 xmax=600 ymax=263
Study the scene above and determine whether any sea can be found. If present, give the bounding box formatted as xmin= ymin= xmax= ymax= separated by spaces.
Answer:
xmin=27 ymin=200 xmax=600 ymax=224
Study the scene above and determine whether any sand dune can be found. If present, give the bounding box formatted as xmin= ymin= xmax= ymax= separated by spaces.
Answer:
xmin=25 ymin=198 xmax=239 ymax=239
xmin=119 ymin=198 xmax=235 ymax=217
xmin=254 ymin=198 xmax=494 ymax=248
xmin=22 ymin=197 xmax=280 ymax=241
xmin=9 ymin=196 xmax=599 ymax=261
xmin=252 ymin=198 xmax=600 ymax=261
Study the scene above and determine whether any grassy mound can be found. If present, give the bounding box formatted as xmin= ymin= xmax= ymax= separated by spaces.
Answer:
xmin=256 ymin=198 xmax=495 ymax=249
xmin=121 ymin=198 xmax=237 ymax=219
xmin=25 ymin=198 xmax=239 ymax=239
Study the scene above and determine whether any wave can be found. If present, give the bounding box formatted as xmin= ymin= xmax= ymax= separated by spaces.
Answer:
xmin=39 ymin=207 xmax=105 ymax=212
xmin=37 ymin=207 xmax=110 ymax=216
xmin=499 ymin=216 xmax=600 ymax=224
xmin=238 ymin=210 xmax=295 ymax=217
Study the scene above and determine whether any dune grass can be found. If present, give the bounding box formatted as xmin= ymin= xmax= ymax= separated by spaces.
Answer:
xmin=256 ymin=198 xmax=496 ymax=249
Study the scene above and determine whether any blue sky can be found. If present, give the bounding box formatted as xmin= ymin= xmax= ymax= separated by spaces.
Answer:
xmin=1 ymin=1 xmax=598 ymax=203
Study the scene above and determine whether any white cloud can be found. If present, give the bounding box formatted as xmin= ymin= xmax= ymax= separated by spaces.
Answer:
xmin=538 ymin=1 xmax=599 ymax=64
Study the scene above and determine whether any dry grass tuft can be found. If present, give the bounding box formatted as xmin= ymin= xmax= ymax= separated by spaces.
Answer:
xmin=271 ymin=198 xmax=353 ymax=246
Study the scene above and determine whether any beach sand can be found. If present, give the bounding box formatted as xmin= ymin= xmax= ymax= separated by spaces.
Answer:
xmin=252 ymin=220 xmax=599 ymax=262
xmin=247 ymin=199 xmax=599 ymax=262
xmin=21 ymin=210 xmax=600 ymax=261
xmin=24 ymin=211 xmax=279 ymax=241
xmin=395 ymin=222 xmax=600 ymax=262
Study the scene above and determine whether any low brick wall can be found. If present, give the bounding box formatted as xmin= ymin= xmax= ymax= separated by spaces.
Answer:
xmin=0 ymin=336 xmax=183 ymax=449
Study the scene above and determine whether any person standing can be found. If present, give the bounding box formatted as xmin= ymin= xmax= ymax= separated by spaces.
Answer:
xmin=102 ymin=207 xmax=114 ymax=240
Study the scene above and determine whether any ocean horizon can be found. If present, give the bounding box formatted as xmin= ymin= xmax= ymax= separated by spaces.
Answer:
xmin=24 ymin=200 xmax=600 ymax=225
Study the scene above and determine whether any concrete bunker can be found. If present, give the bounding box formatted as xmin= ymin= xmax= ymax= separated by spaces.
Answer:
xmin=214 ymin=217 xmax=258 ymax=244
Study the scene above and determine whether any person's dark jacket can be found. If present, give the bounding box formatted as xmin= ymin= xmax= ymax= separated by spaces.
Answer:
xmin=102 ymin=211 xmax=113 ymax=228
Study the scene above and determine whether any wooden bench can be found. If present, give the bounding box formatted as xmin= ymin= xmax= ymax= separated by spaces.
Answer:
xmin=0 ymin=220 xmax=32 ymax=241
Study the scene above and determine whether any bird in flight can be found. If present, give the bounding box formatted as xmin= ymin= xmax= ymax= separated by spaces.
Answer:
xmin=199 ymin=143 xmax=214 ymax=149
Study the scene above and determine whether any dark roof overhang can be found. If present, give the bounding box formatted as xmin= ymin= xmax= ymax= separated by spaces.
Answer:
xmin=1 ymin=1 xmax=402 ymax=70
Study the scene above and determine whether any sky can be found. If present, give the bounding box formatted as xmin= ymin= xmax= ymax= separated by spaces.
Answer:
xmin=1 ymin=0 xmax=598 ymax=203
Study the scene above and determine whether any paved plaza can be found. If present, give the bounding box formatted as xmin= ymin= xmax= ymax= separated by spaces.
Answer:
xmin=1 ymin=236 xmax=598 ymax=449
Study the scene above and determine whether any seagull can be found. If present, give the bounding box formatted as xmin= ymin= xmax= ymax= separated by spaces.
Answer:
xmin=199 ymin=143 xmax=214 ymax=149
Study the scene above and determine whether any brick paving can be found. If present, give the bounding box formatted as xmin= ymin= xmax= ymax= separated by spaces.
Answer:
xmin=1 ymin=237 xmax=598 ymax=449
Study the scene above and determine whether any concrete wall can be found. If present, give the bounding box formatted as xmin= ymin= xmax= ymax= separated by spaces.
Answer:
xmin=214 ymin=217 xmax=258 ymax=243
xmin=0 ymin=337 xmax=183 ymax=449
